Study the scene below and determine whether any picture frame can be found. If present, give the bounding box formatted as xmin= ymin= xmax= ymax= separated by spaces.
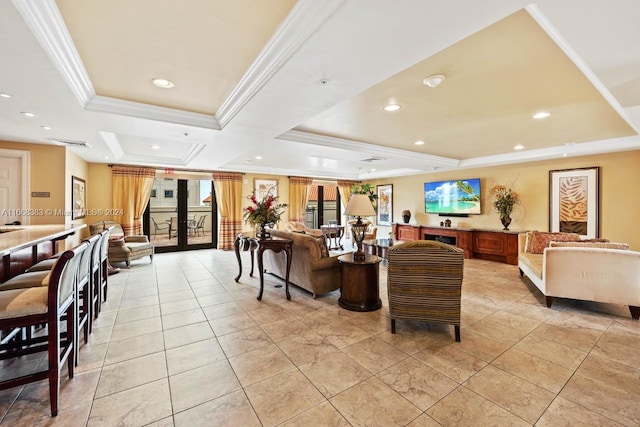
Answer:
xmin=376 ymin=184 xmax=393 ymax=225
xmin=254 ymin=178 xmax=278 ymax=201
xmin=71 ymin=176 xmax=86 ymax=219
xmin=549 ymin=166 xmax=599 ymax=238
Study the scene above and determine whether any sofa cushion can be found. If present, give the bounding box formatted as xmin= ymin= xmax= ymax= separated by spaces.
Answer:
xmin=549 ymin=241 xmax=630 ymax=250
xmin=311 ymin=234 xmax=329 ymax=258
xmin=519 ymin=252 xmax=543 ymax=279
xmin=529 ymin=231 xmax=580 ymax=254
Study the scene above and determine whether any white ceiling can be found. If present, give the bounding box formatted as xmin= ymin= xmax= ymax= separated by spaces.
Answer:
xmin=1 ymin=0 xmax=639 ymax=180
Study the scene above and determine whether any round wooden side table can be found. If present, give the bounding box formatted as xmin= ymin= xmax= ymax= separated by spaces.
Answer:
xmin=338 ymin=252 xmax=381 ymax=311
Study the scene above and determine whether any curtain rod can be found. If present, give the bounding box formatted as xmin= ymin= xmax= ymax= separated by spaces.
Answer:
xmin=107 ymin=164 xmax=244 ymax=175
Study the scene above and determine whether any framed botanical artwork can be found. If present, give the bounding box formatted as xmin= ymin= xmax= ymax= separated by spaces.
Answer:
xmin=549 ymin=166 xmax=599 ymax=238
xmin=376 ymin=184 xmax=393 ymax=225
xmin=254 ymin=178 xmax=278 ymax=201
xmin=71 ymin=176 xmax=86 ymax=219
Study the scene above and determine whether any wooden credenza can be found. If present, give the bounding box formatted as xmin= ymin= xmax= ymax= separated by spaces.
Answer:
xmin=392 ymin=224 xmax=519 ymax=265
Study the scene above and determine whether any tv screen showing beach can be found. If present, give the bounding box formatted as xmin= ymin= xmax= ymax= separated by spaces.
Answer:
xmin=424 ymin=178 xmax=481 ymax=215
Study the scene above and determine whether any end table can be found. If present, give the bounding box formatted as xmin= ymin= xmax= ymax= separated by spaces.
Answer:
xmin=338 ymin=252 xmax=381 ymax=311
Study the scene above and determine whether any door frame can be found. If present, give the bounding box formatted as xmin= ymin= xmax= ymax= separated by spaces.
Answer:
xmin=0 ymin=149 xmax=30 ymax=225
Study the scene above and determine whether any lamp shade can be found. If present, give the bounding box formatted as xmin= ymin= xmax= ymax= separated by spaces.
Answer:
xmin=344 ymin=194 xmax=376 ymax=217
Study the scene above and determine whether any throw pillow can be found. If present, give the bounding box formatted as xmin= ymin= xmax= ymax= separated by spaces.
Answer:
xmin=549 ymin=241 xmax=630 ymax=250
xmin=530 ymin=231 xmax=580 ymax=254
xmin=312 ymin=234 xmax=330 ymax=258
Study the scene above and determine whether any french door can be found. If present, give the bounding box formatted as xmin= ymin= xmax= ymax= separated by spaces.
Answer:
xmin=145 ymin=177 xmax=217 ymax=252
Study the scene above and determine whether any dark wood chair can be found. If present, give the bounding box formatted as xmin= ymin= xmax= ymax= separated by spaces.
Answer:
xmin=387 ymin=240 xmax=464 ymax=341
xmin=0 ymin=241 xmax=88 ymax=416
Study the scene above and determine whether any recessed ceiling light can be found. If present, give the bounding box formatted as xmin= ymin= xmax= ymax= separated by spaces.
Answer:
xmin=513 ymin=144 xmax=525 ymax=150
xmin=41 ymin=126 xmax=52 ymax=130
xmin=533 ymin=111 xmax=550 ymax=119
xmin=562 ymin=153 xmax=568 ymax=157
xmin=103 ymin=156 xmax=109 ymax=160
xmin=255 ymin=155 xmax=263 ymax=160
xmin=21 ymin=112 xmax=35 ymax=117
xmin=414 ymin=140 xmax=425 ymax=145
xmin=152 ymin=78 xmax=175 ymax=89
xmin=0 ymin=92 xmax=11 ymax=98
xmin=383 ymin=104 xmax=401 ymax=112
xmin=151 ymin=144 xmax=160 ymax=149
xmin=422 ymin=74 xmax=446 ymax=88
xmin=370 ymin=168 xmax=376 ymax=172
xmin=563 ymin=142 xmax=575 ymax=146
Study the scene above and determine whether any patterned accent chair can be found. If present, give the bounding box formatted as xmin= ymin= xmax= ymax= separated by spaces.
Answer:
xmin=387 ymin=240 xmax=464 ymax=341
xmin=89 ymin=221 xmax=153 ymax=267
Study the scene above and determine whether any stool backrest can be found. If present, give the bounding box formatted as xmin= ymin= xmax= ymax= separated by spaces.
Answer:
xmin=49 ymin=241 xmax=89 ymax=306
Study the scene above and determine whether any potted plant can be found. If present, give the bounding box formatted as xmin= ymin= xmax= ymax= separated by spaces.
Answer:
xmin=243 ymin=187 xmax=287 ymax=239
xmin=489 ymin=183 xmax=520 ymax=230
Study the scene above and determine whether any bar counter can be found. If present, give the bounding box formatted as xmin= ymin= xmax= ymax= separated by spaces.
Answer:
xmin=0 ymin=224 xmax=86 ymax=282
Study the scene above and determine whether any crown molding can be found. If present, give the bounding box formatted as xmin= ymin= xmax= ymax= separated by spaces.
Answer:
xmin=13 ymin=0 xmax=94 ymax=106
xmin=278 ymin=129 xmax=460 ymax=167
xmin=87 ymin=96 xmax=220 ymax=129
xmin=215 ymin=0 xmax=346 ymax=128
xmin=99 ymin=132 xmax=124 ymax=160
xmin=526 ymin=4 xmax=639 ymax=134
xmin=221 ymin=162 xmax=359 ymax=181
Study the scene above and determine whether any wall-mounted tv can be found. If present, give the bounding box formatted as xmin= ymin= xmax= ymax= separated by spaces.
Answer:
xmin=424 ymin=178 xmax=481 ymax=215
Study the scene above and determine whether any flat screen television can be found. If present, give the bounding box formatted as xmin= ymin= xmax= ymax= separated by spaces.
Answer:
xmin=424 ymin=178 xmax=481 ymax=215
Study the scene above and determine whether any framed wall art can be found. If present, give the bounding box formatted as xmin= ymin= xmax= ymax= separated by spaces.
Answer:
xmin=254 ymin=178 xmax=278 ymax=201
xmin=71 ymin=176 xmax=86 ymax=219
xmin=376 ymin=184 xmax=393 ymax=225
xmin=549 ymin=166 xmax=599 ymax=238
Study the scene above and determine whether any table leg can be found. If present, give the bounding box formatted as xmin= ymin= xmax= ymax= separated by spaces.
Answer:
xmin=249 ymin=246 xmax=255 ymax=277
xmin=257 ymin=246 xmax=265 ymax=301
xmin=284 ymin=246 xmax=292 ymax=300
xmin=234 ymin=235 xmax=242 ymax=282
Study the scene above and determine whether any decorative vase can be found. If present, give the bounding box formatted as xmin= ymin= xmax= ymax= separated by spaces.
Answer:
xmin=257 ymin=222 xmax=271 ymax=239
xmin=500 ymin=215 xmax=511 ymax=230
xmin=402 ymin=211 xmax=411 ymax=224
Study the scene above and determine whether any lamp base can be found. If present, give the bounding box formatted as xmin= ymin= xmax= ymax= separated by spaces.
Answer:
xmin=353 ymin=250 xmax=366 ymax=262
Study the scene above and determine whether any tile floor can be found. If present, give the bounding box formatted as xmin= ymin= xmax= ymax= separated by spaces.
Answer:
xmin=1 ymin=248 xmax=639 ymax=426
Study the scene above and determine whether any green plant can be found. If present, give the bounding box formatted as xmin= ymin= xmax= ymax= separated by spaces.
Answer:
xmin=351 ymin=183 xmax=378 ymax=203
xmin=243 ymin=187 xmax=287 ymax=226
xmin=489 ymin=183 xmax=520 ymax=218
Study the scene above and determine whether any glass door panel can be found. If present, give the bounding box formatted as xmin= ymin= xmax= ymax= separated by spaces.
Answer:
xmin=149 ymin=178 xmax=178 ymax=248
xmin=186 ymin=179 xmax=213 ymax=247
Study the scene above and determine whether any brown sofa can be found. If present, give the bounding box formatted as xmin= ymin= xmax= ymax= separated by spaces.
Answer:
xmin=262 ymin=229 xmax=343 ymax=298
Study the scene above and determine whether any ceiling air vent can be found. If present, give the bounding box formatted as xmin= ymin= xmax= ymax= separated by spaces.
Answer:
xmin=360 ymin=156 xmax=384 ymax=162
xmin=48 ymin=138 xmax=91 ymax=148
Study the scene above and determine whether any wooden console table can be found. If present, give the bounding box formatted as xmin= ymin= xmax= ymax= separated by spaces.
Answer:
xmin=392 ymin=223 xmax=519 ymax=265
xmin=234 ymin=234 xmax=293 ymax=300
xmin=338 ymin=253 xmax=381 ymax=311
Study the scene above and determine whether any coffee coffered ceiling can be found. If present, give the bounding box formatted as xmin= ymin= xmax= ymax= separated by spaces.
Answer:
xmin=1 ymin=0 xmax=639 ymax=179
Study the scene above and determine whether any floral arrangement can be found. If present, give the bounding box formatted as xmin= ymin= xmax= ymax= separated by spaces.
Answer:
xmin=243 ymin=187 xmax=287 ymax=227
xmin=489 ymin=183 xmax=520 ymax=218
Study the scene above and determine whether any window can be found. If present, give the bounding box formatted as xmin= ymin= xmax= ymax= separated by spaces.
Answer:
xmin=150 ymin=189 xmax=157 ymax=198
xmin=164 ymin=190 xmax=174 ymax=198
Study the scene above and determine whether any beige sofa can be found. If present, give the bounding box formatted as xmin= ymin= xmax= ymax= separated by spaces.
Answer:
xmin=262 ymin=229 xmax=343 ymax=298
xmin=518 ymin=231 xmax=640 ymax=319
xmin=89 ymin=221 xmax=154 ymax=267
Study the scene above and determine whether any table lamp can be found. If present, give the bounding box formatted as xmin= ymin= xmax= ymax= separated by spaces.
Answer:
xmin=344 ymin=193 xmax=376 ymax=261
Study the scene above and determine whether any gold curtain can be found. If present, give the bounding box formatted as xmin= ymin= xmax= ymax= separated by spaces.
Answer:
xmin=288 ymin=176 xmax=313 ymax=223
xmin=212 ymin=172 xmax=243 ymax=250
xmin=337 ymin=180 xmax=358 ymax=209
xmin=112 ymin=166 xmax=156 ymax=236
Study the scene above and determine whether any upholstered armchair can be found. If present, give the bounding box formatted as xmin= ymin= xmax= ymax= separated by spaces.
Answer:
xmin=89 ymin=221 xmax=154 ymax=267
xmin=284 ymin=221 xmax=323 ymax=237
xmin=387 ymin=240 xmax=464 ymax=341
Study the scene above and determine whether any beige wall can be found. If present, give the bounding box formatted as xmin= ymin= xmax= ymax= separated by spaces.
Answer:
xmin=65 ymin=150 xmax=89 ymax=243
xmin=370 ymin=150 xmax=640 ymax=250
xmin=241 ymin=174 xmax=290 ymax=232
xmin=0 ymin=141 xmax=66 ymax=226
xmin=87 ymin=163 xmax=113 ymax=226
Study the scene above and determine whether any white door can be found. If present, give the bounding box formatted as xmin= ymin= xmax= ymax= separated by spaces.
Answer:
xmin=0 ymin=156 xmax=22 ymax=225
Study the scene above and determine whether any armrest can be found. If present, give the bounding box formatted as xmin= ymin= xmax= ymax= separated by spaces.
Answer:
xmin=310 ymin=255 xmax=341 ymax=271
xmin=124 ymin=235 xmax=150 ymax=243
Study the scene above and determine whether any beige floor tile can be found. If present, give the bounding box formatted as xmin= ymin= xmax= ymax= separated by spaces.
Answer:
xmin=279 ymin=401 xmax=350 ymax=426
xmin=512 ymin=334 xmax=587 ymax=370
xmin=492 ymin=347 xmax=573 ymax=393
xmin=406 ymin=413 xmax=443 ymax=427
xmin=276 ymin=330 xmax=340 ymax=366
xmin=482 ymin=310 xmax=542 ymax=333
xmin=244 ymin=369 xmax=325 ymax=426
xmin=466 ymin=317 xmax=530 ymax=346
xmin=173 ymin=389 xmax=260 ymax=427
xmin=118 ymin=294 xmax=159 ymax=310
xmin=449 ymin=329 xmax=511 ymax=362
xmin=427 ymin=387 xmax=530 ymax=427
xmin=377 ymin=357 xmax=458 ymax=411
xmin=88 ymin=378 xmax=172 ymax=426
xmin=217 ymin=326 xmax=273 ymax=357
xmin=464 ymin=365 xmax=555 ymax=423
xmin=160 ymin=298 xmax=201 ymax=316
xmin=89 ymin=325 xmax=113 ymax=345
xmin=191 ymin=283 xmax=227 ymax=297
xmin=346 ymin=310 xmax=391 ymax=334
xmin=145 ymin=417 xmax=175 ymax=427
xmin=196 ymin=292 xmax=235 ymax=307
xmin=310 ymin=319 xmax=371 ymax=349
xmin=536 ymin=396 xmax=624 ymax=427
xmin=163 ymin=320 xmax=214 ymax=349
xmin=95 ymin=352 xmax=167 ymax=398
xmin=158 ymin=289 xmax=195 ymax=303
xmin=161 ymin=308 xmax=207 ymax=330
xmin=414 ymin=341 xmax=487 ymax=383
xmin=110 ymin=316 xmax=162 ymax=341
xmin=531 ymin=322 xmax=602 ymax=352
xmin=202 ymin=301 xmax=246 ymax=320
xmin=104 ymin=331 xmax=165 ymax=365
xmin=209 ymin=312 xmax=257 ymax=336
xmin=76 ymin=342 xmax=108 ymax=373
xmin=330 ymin=377 xmax=422 ymax=426
xmin=375 ymin=328 xmax=445 ymax=355
xmin=115 ymin=305 xmax=161 ymax=324
xmin=342 ymin=336 xmax=407 ymax=374
xmin=591 ymin=328 xmax=640 ymax=368
xmin=228 ymin=343 xmax=295 ymax=386
xmin=165 ymin=337 xmax=226 ymax=376
xmin=259 ymin=317 xmax=310 ymax=342
xmin=298 ymin=351 xmax=372 ymax=398
xmin=2 ymin=399 xmax=92 ymax=427
xmin=169 ymin=360 xmax=241 ymax=413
